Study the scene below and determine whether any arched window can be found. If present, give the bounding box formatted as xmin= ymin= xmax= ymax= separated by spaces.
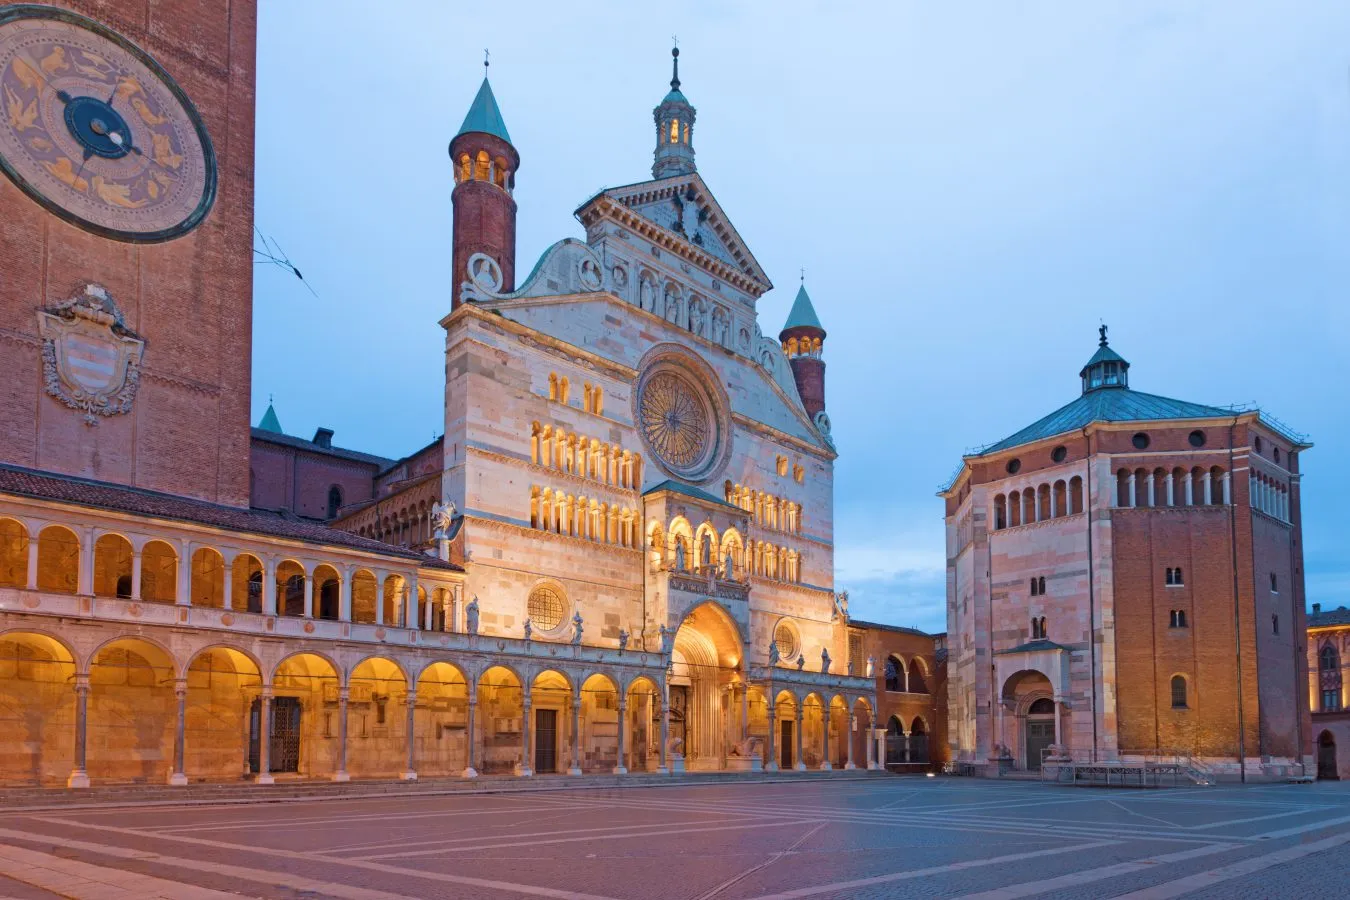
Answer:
xmin=1038 ymin=576 xmax=1046 ymax=595
xmin=327 ymin=485 xmax=343 ymax=520
xmin=907 ymin=660 xmax=928 ymax=694
xmin=1028 ymin=698 xmax=1054 ymax=715
xmin=668 ymin=119 xmax=679 ymax=144
xmin=1170 ymin=609 xmax=1188 ymax=628
xmin=884 ymin=656 xmax=903 ymax=692
xmin=1170 ymin=675 xmax=1188 ymax=709
xmin=458 ymin=154 xmax=470 ymax=182
xmin=1320 ymin=645 xmax=1339 ymax=672
xmin=475 ymin=150 xmax=490 ymax=181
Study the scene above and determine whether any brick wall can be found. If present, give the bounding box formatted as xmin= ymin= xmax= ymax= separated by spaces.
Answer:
xmin=0 ymin=0 xmax=257 ymax=507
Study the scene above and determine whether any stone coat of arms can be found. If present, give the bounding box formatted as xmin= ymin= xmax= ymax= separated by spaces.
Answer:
xmin=38 ymin=284 xmax=144 ymax=425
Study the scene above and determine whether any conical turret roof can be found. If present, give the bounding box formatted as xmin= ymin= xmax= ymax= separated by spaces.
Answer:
xmin=257 ymin=402 xmax=282 ymax=434
xmin=782 ymin=284 xmax=823 ymax=333
xmin=456 ymin=77 xmax=512 ymax=143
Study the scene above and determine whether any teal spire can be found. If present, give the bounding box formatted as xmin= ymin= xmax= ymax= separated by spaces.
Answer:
xmin=456 ymin=77 xmax=511 ymax=143
xmin=783 ymin=283 xmax=823 ymax=332
xmin=653 ymin=46 xmax=697 ymax=179
xmin=1080 ymin=324 xmax=1130 ymax=393
xmin=257 ymin=401 xmax=282 ymax=434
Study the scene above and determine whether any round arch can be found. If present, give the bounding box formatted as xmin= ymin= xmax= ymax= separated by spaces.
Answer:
xmin=88 ymin=637 xmax=177 ymax=783
xmin=183 ymin=646 xmax=262 ymax=781
xmin=414 ymin=662 xmax=470 ymax=778
xmin=270 ymin=653 xmax=340 ymax=779
xmin=0 ymin=630 xmax=77 ymax=785
xmin=477 ymin=665 xmax=525 ymax=775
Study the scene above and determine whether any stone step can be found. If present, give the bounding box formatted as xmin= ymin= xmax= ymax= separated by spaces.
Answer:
xmin=0 ymin=769 xmax=892 ymax=810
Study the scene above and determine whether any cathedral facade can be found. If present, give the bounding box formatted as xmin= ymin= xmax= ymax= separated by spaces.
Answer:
xmin=941 ymin=332 xmax=1313 ymax=781
xmin=0 ymin=0 xmax=880 ymax=787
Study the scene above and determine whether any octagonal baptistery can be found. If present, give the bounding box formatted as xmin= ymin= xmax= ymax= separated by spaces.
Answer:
xmin=940 ymin=328 xmax=1312 ymax=781
xmin=434 ymin=52 xmax=876 ymax=773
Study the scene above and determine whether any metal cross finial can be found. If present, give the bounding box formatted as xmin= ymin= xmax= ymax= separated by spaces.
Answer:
xmin=484 ymin=48 xmax=489 ymax=72
xmin=800 ymin=267 xmax=805 ymax=284
xmin=672 ymin=35 xmax=678 ymax=49
xmin=268 ymin=393 xmax=273 ymax=404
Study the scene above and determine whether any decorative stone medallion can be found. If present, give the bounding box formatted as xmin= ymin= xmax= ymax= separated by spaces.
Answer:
xmin=0 ymin=5 xmax=216 ymax=242
xmin=633 ymin=345 xmax=732 ymax=484
xmin=38 ymin=283 xmax=144 ymax=425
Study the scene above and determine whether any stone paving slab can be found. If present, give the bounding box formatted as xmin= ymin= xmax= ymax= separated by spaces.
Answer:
xmin=0 ymin=777 xmax=1347 ymax=899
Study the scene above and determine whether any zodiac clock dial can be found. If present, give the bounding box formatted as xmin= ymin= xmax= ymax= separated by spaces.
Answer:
xmin=0 ymin=5 xmax=216 ymax=242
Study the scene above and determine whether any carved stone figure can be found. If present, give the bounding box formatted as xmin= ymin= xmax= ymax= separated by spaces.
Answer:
xmin=659 ymin=624 xmax=672 ymax=654
xmin=640 ymin=277 xmax=655 ymax=311
xmin=821 ymin=647 xmax=831 ymax=674
xmin=432 ymin=501 xmax=457 ymax=537
xmin=617 ymin=628 xmax=629 ymax=650
xmin=466 ymin=596 xmax=480 ymax=635
xmin=700 ymin=533 xmax=712 ymax=570
xmin=689 ymin=298 xmax=705 ymax=335
xmin=796 ymin=654 xmax=806 ymax=671
xmin=572 ymin=611 xmax=584 ymax=645
xmin=666 ymin=736 xmax=685 ymax=759
xmin=867 ymin=655 xmax=875 ymax=678
xmin=674 ymin=539 xmax=686 ymax=572
xmin=730 ymin=736 xmax=763 ymax=757
xmin=768 ymin=637 xmax=781 ymax=666
xmin=846 ymin=657 xmax=854 ymax=676
xmin=523 ymin=618 xmax=532 ymax=641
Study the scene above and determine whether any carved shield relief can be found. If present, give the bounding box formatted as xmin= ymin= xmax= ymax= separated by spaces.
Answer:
xmin=38 ymin=283 xmax=144 ymax=424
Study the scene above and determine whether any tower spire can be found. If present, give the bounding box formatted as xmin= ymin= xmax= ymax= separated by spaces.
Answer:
xmin=652 ymin=44 xmax=697 ymax=179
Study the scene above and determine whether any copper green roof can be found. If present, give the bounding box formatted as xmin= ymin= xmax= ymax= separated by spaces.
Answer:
xmin=782 ymin=284 xmax=823 ymax=332
xmin=1081 ymin=342 xmax=1128 ymax=372
xmin=456 ymin=78 xmax=511 ymax=143
xmin=643 ymin=479 xmax=736 ymax=508
xmin=978 ymin=388 xmax=1233 ymax=455
xmin=257 ymin=402 xmax=282 ymax=434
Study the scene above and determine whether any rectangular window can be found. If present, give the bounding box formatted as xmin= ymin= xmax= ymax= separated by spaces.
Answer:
xmin=1323 ymin=690 xmax=1342 ymax=712
xmin=1270 ymin=573 xmax=1278 ymax=593
xmin=1272 ymin=614 xmax=1279 ymax=635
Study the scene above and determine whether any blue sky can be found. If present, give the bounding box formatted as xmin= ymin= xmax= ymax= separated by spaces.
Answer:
xmin=252 ymin=2 xmax=1350 ymax=633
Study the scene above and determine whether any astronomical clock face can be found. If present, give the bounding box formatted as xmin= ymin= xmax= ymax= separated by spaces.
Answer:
xmin=0 ymin=5 xmax=216 ymax=242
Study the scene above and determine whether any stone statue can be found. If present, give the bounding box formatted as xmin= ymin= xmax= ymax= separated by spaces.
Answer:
xmin=618 ymin=628 xmax=629 ymax=650
xmin=796 ymin=654 xmax=806 ymax=671
xmin=689 ymin=299 xmax=705 ymax=335
xmin=769 ymin=638 xmax=781 ymax=666
xmin=701 ymin=533 xmax=712 ymax=571
xmin=821 ymin=647 xmax=831 ymax=674
xmin=431 ymin=501 xmax=457 ymax=538
xmin=572 ymin=611 xmax=584 ymax=645
xmin=658 ymin=624 xmax=672 ymax=655
xmin=866 ymin=655 xmax=875 ymax=678
xmin=674 ymin=538 xmax=686 ymax=572
xmin=523 ymin=618 xmax=532 ymax=642
xmin=833 ymin=590 xmax=849 ymax=621
xmin=465 ymin=596 xmax=480 ymax=635
xmin=666 ymin=736 xmax=685 ymax=759
xmin=730 ymin=736 xmax=763 ymax=757
xmin=723 ymin=554 xmax=734 ymax=581
xmin=846 ymin=656 xmax=854 ymax=677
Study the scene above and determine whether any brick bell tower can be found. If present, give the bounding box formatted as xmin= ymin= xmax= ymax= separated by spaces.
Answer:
xmin=449 ymin=67 xmax=519 ymax=305
xmin=779 ymin=280 xmax=827 ymax=420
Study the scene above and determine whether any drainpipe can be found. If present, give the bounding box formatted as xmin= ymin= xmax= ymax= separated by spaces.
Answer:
xmin=1228 ymin=414 xmax=1246 ymax=783
xmin=1082 ymin=427 xmax=1098 ymax=763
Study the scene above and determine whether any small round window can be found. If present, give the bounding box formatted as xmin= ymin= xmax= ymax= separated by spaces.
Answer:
xmin=1188 ymin=430 xmax=1206 ymax=448
xmin=527 ymin=586 xmax=566 ymax=632
xmin=1132 ymin=433 xmax=1150 ymax=450
xmin=774 ymin=621 xmax=798 ymax=663
xmin=1006 ymin=458 xmax=1021 ymax=475
xmin=1051 ymin=446 xmax=1067 ymax=463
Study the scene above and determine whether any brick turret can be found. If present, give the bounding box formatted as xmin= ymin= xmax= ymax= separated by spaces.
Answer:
xmin=449 ymin=76 xmax=518 ymax=305
xmin=779 ymin=283 xmax=827 ymax=420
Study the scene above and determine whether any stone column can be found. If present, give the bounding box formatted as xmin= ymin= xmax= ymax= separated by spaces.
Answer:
xmin=77 ymin=528 xmax=94 ymax=596
xmin=463 ymin=683 xmax=478 ymax=778
xmin=424 ymin=591 xmax=434 ymax=630
xmin=334 ymin=687 xmax=350 ymax=782
xmin=25 ymin=534 xmax=39 ymax=590
xmin=1146 ymin=477 xmax=1155 ymax=508
xmin=765 ymin=696 xmax=779 ymax=772
xmin=302 ymin=567 xmax=314 ymax=618
xmin=402 ymin=690 xmax=418 ymax=780
xmin=1053 ymin=698 xmax=1062 ymax=748
xmin=821 ymin=706 xmax=832 ymax=770
xmin=170 ymin=679 xmax=188 ymax=785
xmin=1184 ymin=475 xmax=1194 ymax=506
xmin=261 ymin=557 xmax=276 ymax=616
xmin=130 ymin=549 xmax=143 ymax=601
xmin=406 ymin=574 xmax=419 ymax=630
xmin=518 ymin=694 xmax=533 ymax=777
xmin=1017 ymin=492 xmax=1026 ymax=525
xmin=568 ymin=689 xmax=583 ymax=775
xmin=1203 ymin=476 xmax=1212 ymax=506
xmin=339 ymin=566 xmax=352 ymax=622
xmin=256 ymin=690 xmax=274 ymax=785
xmin=659 ymin=700 xmax=671 ymax=774
xmin=614 ymin=694 xmax=629 ymax=774
xmin=176 ymin=542 xmax=191 ymax=606
xmin=223 ymin=557 xmax=235 ymax=611
xmin=866 ymin=721 xmax=878 ymax=770
xmin=845 ymin=713 xmax=856 ymax=770
xmin=794 ymin=703 xmax=806 ymax=771
xmin=68 ymin=675 xmax=90 ymax=788
xmin=1126 ymin=473 xmax=1136 ymax=508
xmin=374 ymin=570 xmax=386 ymax=625
xmin=1165 ymin=473 xmax=1174 ymax=507
xmin=1049 ymin=490 xmax=1057 ymax=519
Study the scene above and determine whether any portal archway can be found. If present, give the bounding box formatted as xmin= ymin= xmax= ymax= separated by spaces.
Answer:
xmin=1001 ymin=669 xmax=1055 ymax=771
xmin=1318 ymin=730 xmax=1339 ymax=781
xmin=670 ymin=601 xmax=743 ymax=770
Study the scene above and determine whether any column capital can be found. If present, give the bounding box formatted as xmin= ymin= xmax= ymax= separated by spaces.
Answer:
xmin=73 ymin=674 xmax=90 ymax=692
xmin=338 ymin=686 xmax=350 ymax=701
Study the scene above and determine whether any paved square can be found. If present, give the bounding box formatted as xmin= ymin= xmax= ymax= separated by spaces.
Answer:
xmin=0 ymin=777 xmax=1347 ymax=899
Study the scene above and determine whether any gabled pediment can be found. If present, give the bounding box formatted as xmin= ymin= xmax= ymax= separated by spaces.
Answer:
xmin=575 ymin=173 xmax=773 ymax=298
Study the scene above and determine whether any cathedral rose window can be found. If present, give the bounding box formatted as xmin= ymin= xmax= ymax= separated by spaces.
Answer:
xmin=527 ymin=586 xmax=566 ymax=632
xmin=633 ymin=347 xmax=733 ymax=484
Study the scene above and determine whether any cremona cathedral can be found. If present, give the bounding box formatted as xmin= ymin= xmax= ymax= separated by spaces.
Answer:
xmin=0 ymin=0 xmax=882 ymax=786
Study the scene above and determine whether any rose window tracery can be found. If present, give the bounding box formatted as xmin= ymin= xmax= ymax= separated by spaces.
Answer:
xmin=639 ymin=371 xmax=709 ymax=471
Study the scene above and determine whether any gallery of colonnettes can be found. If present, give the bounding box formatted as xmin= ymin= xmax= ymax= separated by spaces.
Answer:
xmin=0 ymin=2 xmax=896 ymax=787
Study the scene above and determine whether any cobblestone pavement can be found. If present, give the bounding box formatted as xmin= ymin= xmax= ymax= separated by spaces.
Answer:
xmin=0 ymin=776 xmax=1347 ymax=899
